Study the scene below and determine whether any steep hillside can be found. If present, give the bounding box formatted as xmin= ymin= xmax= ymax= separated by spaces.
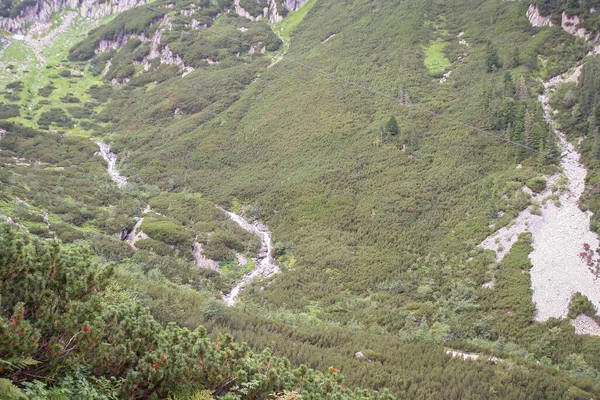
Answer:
xmin=4 ymin=0 xmax=600 ymax=398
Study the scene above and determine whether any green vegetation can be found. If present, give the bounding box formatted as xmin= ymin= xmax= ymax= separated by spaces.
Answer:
xmin=550 ymin=58 xmax=600 ymax=231
xmin=0 ymin=224 xmax=392 ymax=399
xmin=423 ymin=38 xmax=450 ymax=75
xmin=273 ymin=0 xmax=317 ymax=44
xmin=533 ymin=0 xmax=600 ymax=35
xmin=526 ymin=176 xmax=547 ymax=193
xmin=3 ymin=0 xmax=600 ymax=397
xmin=569 ymin=292 xmax=599 ymax=321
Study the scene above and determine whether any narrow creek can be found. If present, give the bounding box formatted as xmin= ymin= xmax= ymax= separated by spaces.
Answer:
xmin=94 ymin=140 xmax=278 ymax=305
xmin=219 ymin=207 xmax=280 ymax=306
xmin=95 ymin=142 xmax=128 ymax=188
xmin=480 ymin=60 xmax=600 ymax=325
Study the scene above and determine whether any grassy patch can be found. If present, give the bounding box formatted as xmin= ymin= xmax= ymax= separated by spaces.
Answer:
xmin=273 ymin=0 xmax=317 ymax=44
xmin=423 ymin=38 xmax=450 ymax=75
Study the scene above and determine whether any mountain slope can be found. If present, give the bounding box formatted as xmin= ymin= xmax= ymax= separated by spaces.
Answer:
xmin=3 ymin=0 xmax=600 ymax=398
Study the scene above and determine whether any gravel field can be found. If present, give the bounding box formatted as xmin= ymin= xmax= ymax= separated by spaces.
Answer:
xmin=481 ymin=65 xmax=600 ymax=331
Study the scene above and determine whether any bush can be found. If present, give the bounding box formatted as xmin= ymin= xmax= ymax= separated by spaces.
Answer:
xmin=141 ymin=216 xmax=193 ymax=245
xmin=526 ymin=177 xmax=546 ymax=193
xmin=568 ymin=292 xmax=598 ymax=319
xmin=0 ymin=103 xmax=19 ymax=119
xmin=135 ymin=238 xmax=176 ymax=256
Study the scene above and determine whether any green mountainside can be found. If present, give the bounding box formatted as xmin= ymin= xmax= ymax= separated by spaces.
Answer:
xmin=3 ymin=0 xmax=600 ymax=398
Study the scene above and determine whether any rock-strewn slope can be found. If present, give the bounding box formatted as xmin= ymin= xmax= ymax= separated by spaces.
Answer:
xmin=0 ymin=0 xmax=147 ymax=34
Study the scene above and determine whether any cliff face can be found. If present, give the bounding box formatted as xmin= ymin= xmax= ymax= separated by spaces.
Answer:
xmin=234 ymin=0 xmax=310 ymax=24
xmin=526 ymin=4 xmax=553 ymax=27
xmin=527 ymin=3 xmax=600 ymax=42
xmin=0 ymin=0 xmax=147 ymax=34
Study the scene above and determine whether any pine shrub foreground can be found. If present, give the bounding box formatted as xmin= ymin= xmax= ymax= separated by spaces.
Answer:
xmin=0 ymin=224 xmax=392 ymax=399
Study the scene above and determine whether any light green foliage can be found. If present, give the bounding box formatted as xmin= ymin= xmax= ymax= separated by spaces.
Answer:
xmin=424 ymin=38 xmax=450 ymax=75
xmin=273 ymin=0 xmax=317 ymax=45
xmin=0 ymin=378 xmax=27 ymax=399
xmin=170 ymin=389 xmax=215 ymax=400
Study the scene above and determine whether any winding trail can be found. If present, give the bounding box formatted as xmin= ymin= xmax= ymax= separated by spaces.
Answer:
xmin=219 ymin=207 xmax=280 ymax=306
xmin=95 ymin=142 xmax=127 ymax=188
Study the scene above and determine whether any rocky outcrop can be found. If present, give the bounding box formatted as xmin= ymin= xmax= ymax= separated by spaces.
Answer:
xmin=95 ymin=20 xmax=195 ymax=78
xmin=571 ymin=314 xmax=600 ymax=335
xmin=125 ymin=218 xmax=148 ymax=248
xmin=80 ymin=0 xmax=147 ymax=20
xmin=526 ymin=4 xmax=594 ymax=39
xmin=526 ymin=4 xmax=553 ymax=27
xmin=0 ymin=0 xmax=147 ymax=35
xmin=234 ymin=0 xmax=261 ymax=21
xmin=192 ymin=242 xmax=220 ymax=271
xmin=235 ymin=0 xmax=310 ymax=23
xmin=561 ymin=11 xmax=589 ymax=38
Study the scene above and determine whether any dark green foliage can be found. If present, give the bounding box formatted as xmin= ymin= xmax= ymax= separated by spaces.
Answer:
xmin=202 ymin=230 xmax=245 ymax=261
xmin=135 ymin=237 xmax=176 ymax=256
xmin=37 ymin=108 xmax=73 ymax=128
xmin=69 ymin=6 xmax=163 ymax=61
xmin=569 ymin=292 xmax=599 ymax=321
xmin=239 ymin=0 xmax=268 ymax=17
xmin=5 ymin=81 xmax=23 ymax=90
xmin=60 ymin=93 xmax=81 ymax=103
xmin=141 ymin=214 xmax=194 ymax=245
xmin=481 ymin=234 xmax=536 ymax=340
xmin=533 ymin=0 xmax=600 ymax=35
xmin=384 ymin=116 xmax=399 ymax=136
xmin=551 ymin=58 xmax=600 ymax=232
xmin=0 ymin=103 xmax=19 ymax=119
xmin=0 ymin=224 xmax=392 ymax=399
xmin=38 ymin=84 xmax=56 ymax=97
xmin=526 ymin=177 xmax=547 ymax=193
xmin=485 ymin=46 xmax=500 ymax=72
xmin=5 ymin=0 xmax=600 ymax=397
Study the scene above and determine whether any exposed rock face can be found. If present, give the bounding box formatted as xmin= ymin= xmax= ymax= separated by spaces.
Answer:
xmin=526 ymin=4 xmax=594 ymax=39
xmin=96 ymin=33 xmax=147 ymax=53
xmin=125 ymin=218 xmax=148 ymax=248
xmin=0 ymin=0 xmax=148 ymax=34
xmin=192 ymin=242 xmax=220 ymax=271
xmin=235 ymin=0 xmax=310 ymax=23
xmin=234 ymin=0 xmax=261 ymax=21
xmin=281 ymin=0 xmax=309 ymax=11
xmin=526 ymin=4 xmax=553 ymax=27
xmin=561 ymin=11 xmax=589 ymax=38
xmin=95 ymin=20 xmax=195 ymax=78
